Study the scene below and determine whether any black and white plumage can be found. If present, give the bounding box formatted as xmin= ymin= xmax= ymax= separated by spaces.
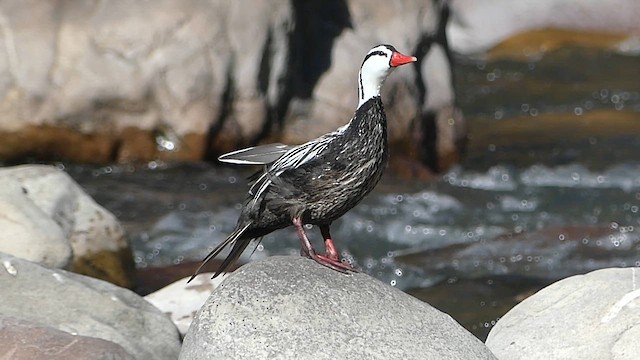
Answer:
xmin=189 ymin=44 xmax=416 ymax=281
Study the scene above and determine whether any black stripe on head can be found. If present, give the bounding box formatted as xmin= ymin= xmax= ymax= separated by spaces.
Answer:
xmin=362 ymin=50 xmax=387 ymax=65
xmin=361 ymin=44 xmax=397 ymax=67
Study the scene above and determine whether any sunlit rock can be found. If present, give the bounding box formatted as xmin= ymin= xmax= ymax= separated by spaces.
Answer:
xmin=180 ymin=255 xmax=497 ymax=359
xmin=486 ymin=267 xmax=640 ymax=359
xmin=448 ymin=0 xmax=640 ymax=57
xmin=0 ymin=177 xmax=72 ymax=269
xmin=0 ymin=165 xmax=135 ymax=287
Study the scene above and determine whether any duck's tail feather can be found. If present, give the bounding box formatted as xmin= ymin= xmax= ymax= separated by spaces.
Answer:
xmin=188 ymin=222 xmax=252 ymax=283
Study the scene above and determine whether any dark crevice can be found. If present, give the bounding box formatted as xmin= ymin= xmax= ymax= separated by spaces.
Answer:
xmin=251 ymin=26 xmax=292 ymax=143
xmin=419 ymin=111 xmax=439 ymax=171
xmin=411 ymin=0 xmax=454 ymax=172
xmin=257 ymin=31 xmax=273 ymax=96
xmin=204 ymin=63 xmax=235 ymax=160
xmin=290 ymin=0 xmax=352 ymax=99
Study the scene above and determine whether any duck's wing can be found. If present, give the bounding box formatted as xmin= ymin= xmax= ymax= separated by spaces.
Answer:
xmin=248 ymin=125 xmax=349 ymax=203
xmin=218 ymin=143 xmax=292 ymax=165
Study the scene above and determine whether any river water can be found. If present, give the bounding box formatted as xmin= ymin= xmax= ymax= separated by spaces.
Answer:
xmin=63 ymin=46 xmax=639 ymax=340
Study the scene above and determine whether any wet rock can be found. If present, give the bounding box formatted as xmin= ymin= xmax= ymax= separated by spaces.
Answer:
xmin=486 ymin=267 xmax=640 ymax=359
xmin=0 ymin=165 xmax=135 ymax=287
xmin=0 ymin=316 xmax=134 ymax=360
xmin=145 ymin=273 xmax=229 ymax=336
xmin=0 ymin=252 xmax=181 ymax=360
xmin=180 ymin=255 xmax=496 ymax=360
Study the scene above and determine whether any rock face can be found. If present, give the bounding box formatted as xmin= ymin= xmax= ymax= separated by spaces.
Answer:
xmin=0 ymin=165 xmax=135 ymax=287
xmin=486 ymin=267 xmax=640 ymax=360
xmin=447 ymin=0 xmax=640 ymax=55
xmin=0 ymin=316 xmax=135 ymax=360
xmin=180 ymin=256 xmax=496 ymax=360
xmin=0 ymin=252 xmax=181 ymax=360
xmin=0 ymin=0 xmax=461 ymax=172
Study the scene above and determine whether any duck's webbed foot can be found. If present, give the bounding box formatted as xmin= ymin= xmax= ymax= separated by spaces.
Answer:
xmin=292 ymin=218 xmax=355 ymax=273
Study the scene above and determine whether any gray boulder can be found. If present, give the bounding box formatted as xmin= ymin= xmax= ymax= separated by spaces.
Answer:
xmin=0 ymin=165 xmax=135 ymax=287
xmin=0 ymin=174 xmax=72 ymax=269
xmin=486 ymin=267 xmax=640 ymax=360
xmin=180 ymin=255 xmax=496 ymax=360
xmin=0 ymin=252 xmax=181 ymax=360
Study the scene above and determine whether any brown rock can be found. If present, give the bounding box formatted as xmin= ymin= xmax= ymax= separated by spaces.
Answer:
xmin=0 ymin=316 xmax=134 ymax=360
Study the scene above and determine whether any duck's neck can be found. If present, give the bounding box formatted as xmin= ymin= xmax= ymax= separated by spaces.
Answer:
xmin=357 ymin=66 xmax=391 ymax=109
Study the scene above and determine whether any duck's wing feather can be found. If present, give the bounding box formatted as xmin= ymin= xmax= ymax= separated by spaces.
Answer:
xmin=218 ymin=143 xmax=292 ymax=165
xmin=248 ymin=124 xmax=349 ymax=202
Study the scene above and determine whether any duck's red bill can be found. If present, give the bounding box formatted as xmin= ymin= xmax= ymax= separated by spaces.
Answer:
xmin=390 ymin=52 xmax=417 ymax=67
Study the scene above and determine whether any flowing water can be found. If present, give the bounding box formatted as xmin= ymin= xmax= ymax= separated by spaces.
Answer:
xmin=62 ymin=46 xmax=639 ymax=340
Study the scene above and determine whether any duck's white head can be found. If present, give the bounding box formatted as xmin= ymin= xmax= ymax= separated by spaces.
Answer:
xmin=357 ymin=44 xmax=417 ymax=109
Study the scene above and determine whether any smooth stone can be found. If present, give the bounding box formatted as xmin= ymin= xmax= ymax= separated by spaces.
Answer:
xmin=0 ymin=252 xmax=181 ymax=360
xmin=180 ymin=255 xmax=497 ymax=360
xmin=0 ymin=165 xmax=135 ymax=287
xmin=0 ymin=176 xmax=72 ymax=268
xmin=145 ymin=273 xmax=229 ymax=336
xmin=0 ymin=316 xmax=135 ymax=360
xmin=486 ymin=267 xmax=640 ymax=360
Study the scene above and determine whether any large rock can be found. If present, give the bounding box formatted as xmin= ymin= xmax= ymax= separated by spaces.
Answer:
xmin=447 ymin=0 xmax=640 ymax=55
xmin=0 ymin=175 xmax=72 ymax=268
xmin=0 ymin=0 xmax=462 ymax=173
xmin=180 ymin=256 xmax=496 ymax=360
xmin=0 ymin=252 xmax=181 ymax=360
xmin=486 ymin=267 xmax=640 ymax=359
xmin=0 ymin=165 xmax=135 ymax=287
xmin=0 ymin=316 xmax=135 ymax=360
xmin=0 ymin=0 xmax=293 ymax=163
